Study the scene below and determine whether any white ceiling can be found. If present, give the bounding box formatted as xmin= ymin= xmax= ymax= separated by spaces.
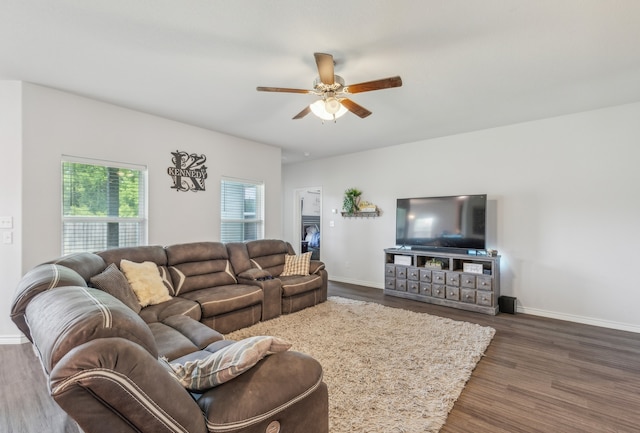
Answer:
xmin=2 ymin=1 xmax=640 ymax=164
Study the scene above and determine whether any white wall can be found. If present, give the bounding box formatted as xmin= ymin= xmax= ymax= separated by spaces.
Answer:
xmin=301 ymin=189 xmax=321 ymax=216
xmin=283 ymin=102 xmax=640 ymax=332
xmin=1 ymin=82 xmax=282 ymax=339
xmin=21 ymin=83 xmax=282 ymax=267
xmin=0 ymin=82 xmax=23 ymax=343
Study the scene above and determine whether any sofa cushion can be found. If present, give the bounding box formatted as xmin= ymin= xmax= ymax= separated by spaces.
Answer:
xmin=237 ymin=268 xmax=272 ymax=280
xmin=169 ymin=261 xmax=238 ymax=296
xmin=120 ymin=260 xmax=172 ymax=307
xmin=25 ymin=286 xmax=158 ymax=373
xmin=166 ymin=242 xmax=238 ymax=296
xmin=166 ymin=242 xmax=228 ymax=267
xmin=148 ymin=322 xmax=203 ymax=361
xmin=180 ymin=285 xmax=263 ymax=317
xmin=97 ymin=245 xmax=175 ymax=294
xmin=90 ymin=263 xmax=142 ymax=313
xmin=98 ymin=245 xmax=167 ymax=267
xmin=162 ymin=315 xmax=223 ymax=349
xmin=280 ymin=274 xmax=324 ymax=297
xmin=157 ymin=265 xmax=176 ymax=295
xmin=281 ymin=252 xmax=312 ymax=277
xmin=225 ymin=242 xmax=252 ymax=274
xmin=138 ymin=297 xmax=202 ymax=323
xmin=245 ymin=239 xmax=290 ymax=276
xmin=168 ymin=336 xmax=291 ymax=391
xmin=148 ymin=316 xmax=224 ymax=361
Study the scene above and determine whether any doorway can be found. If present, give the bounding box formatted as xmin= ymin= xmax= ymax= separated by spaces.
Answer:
xmin=294 ymin=187 xmax=321 ymax=260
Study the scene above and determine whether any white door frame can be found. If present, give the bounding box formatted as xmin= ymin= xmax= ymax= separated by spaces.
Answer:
xmin=293 ymin=187 xmax=322 ymax=256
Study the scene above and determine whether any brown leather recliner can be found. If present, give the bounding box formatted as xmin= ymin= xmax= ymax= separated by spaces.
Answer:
xmin=228 ymin=239 xmax=328 ymax=315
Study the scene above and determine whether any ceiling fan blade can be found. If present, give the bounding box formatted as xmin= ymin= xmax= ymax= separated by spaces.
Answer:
xmin=292 ymin=106 xmax=311 ymax=120
xmin=341 ymin=98 xmax=372 ymax=118
xmin=314 ymin=52 xmax=335 ymax=85
xmin=345 ymin=76 xmax=403 ymax=94
xmin=256 ymin=86 xmax=311 ymax=94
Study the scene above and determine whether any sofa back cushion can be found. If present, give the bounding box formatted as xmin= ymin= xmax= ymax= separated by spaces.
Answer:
xmin=225 ymin=242 xmax=252 ymax=274
xmin=25 ymin=286 xmax=158 ymax=373
xmin=244 ymin=239 xmax=292 ymax=276
xmin=47 ymin=252 xmax=107 ymax=282
xmin=98 ymin=245 xmax=168 ymax=267
xmin=97 ymin=245 xmax=175 ymax=295
xmin=11 ymin=264 xmax=88 ymax=341
xmin=165 ymin=242 xmax=237 ymax=296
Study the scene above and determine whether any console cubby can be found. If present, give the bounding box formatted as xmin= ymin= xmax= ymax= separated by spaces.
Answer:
xmin=384 ymin=248 xmax=501 ymax=315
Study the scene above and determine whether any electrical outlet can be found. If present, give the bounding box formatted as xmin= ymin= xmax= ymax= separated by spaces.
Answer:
xmin=2 ymin=231 xmax=13 ymax=244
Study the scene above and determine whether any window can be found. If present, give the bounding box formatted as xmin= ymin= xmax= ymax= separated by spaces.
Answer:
xmin=221 ymin=178 xmax=264 ymax=243
xmin=62 ymin=157 xmax=147 ymax=255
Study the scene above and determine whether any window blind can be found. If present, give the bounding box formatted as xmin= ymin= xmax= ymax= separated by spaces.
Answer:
xmin=221 ymin=178 xmax=264 ymax=243
xmin=62 ymin=158 xmax=147 ymax=254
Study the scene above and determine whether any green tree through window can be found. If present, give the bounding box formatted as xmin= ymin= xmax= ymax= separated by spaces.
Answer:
xmin=62 ymin=159 xmax=147 ymax=254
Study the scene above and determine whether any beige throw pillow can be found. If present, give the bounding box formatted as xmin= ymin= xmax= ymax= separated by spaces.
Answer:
xmin=280 ymin=252 xmax=312 ymax=276
xmin=120 ymin=259 xmax=172 ymax=307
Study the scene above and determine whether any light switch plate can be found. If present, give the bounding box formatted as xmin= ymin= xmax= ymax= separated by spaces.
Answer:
xmin=2 ymin=231 xmax=12 ymax=244
xmin=0 ymin=216 xmax=12 ymax=229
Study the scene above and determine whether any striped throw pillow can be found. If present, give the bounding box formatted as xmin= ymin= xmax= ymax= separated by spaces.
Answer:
xmin=280 ymin=252 xmax=312 ymax=276
xmin=169 ymin=336 xmax=291 ymax=391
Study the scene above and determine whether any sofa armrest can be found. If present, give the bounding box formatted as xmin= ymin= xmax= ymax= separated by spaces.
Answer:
xmin=237 ymin=268 xmax=272 ymax=281
xmin=11 ymin=264 xmax=88 ymax=342
xmin=237 ymin=277 xmax=282 ymax=320
xmin=50 ymin=338 xmax=207 ymax=433
xmin=26 ymin=286 xmax=158 ymax=374
xmin=197 ymin=351 xmax=328 ymax=433
xmin=309 ymin=260 xmax=326 ymax=275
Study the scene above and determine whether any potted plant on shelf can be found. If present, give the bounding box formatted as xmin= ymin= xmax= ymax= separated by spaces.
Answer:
xmin=342 ymin=188 xmax=362 ymax=215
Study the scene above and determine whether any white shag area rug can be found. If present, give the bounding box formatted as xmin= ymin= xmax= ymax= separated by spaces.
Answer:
xmin=226 ymin=296 xmax=495 ymax=433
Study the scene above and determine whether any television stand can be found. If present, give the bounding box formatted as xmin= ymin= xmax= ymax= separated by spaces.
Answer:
xmin=384 ymin=248 xmax=500 ymax=315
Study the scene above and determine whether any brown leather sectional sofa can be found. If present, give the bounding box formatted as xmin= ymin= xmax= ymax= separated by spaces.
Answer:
xmin=10 ymin=239 xmax=329 ymax=433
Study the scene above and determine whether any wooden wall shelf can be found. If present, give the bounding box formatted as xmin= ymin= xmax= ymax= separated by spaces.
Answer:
xmin=341 ymin=211 xmax=379 ymax=218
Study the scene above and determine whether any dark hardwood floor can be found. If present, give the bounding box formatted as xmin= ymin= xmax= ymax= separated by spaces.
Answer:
xmin=329 ymin=282 xmax=640 ymax=433
xmin=2 ymin=281 xmax=640 ymax=432
xmin=0 ymin=343 xmax=81 ymax=433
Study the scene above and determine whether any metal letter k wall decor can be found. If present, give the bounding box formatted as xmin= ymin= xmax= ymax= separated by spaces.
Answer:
xmin=168 ymin=150 xmax=208 ymax=192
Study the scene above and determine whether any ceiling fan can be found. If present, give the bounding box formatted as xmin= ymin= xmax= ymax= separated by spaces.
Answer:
xmin=257 ymin=52 xmax=402 ymax=121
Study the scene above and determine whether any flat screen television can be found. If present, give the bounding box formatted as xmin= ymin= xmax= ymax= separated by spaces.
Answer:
xmin=395 ymin=194 xmax=487 ymax=251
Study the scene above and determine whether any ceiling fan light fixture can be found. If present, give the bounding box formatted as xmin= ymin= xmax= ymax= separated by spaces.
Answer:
xmin=257 ymin=53 xmax=402 ymax=121
xmin=325 ymin=97 xmax=341 ymax=114
xmin=309 ymin=99 xmax=347 ymax=121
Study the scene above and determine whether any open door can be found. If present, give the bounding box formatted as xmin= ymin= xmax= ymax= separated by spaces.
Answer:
xmin=295 ymin=188 xmax=321 ymax=260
